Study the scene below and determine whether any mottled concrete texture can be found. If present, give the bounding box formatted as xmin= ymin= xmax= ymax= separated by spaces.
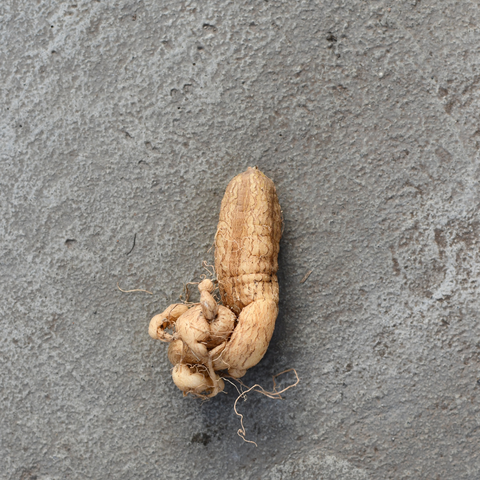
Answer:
xmin=2 ymin=0 xmax=480 ymax=478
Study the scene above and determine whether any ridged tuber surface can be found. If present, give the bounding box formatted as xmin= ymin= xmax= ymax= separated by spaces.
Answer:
xmin=148 ymin=167 xmax=282 ymax=397
xmin=214 ymin=167 xmax=282 ymax=378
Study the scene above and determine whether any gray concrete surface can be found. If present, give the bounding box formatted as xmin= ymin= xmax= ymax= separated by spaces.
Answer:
xmin=2 ymin=0 xmax=480 ymax=478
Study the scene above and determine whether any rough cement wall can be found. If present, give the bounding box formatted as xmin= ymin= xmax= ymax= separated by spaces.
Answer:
xmin=2 ymin=1 xmax=480 ymax=478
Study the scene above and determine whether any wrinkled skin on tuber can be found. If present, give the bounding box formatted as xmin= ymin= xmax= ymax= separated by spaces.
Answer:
xmin=148 ymin=167 xmax=282 ymax=397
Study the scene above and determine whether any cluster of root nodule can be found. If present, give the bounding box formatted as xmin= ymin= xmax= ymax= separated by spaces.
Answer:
xmin=148 ymin=279 xmax=237 ymax=398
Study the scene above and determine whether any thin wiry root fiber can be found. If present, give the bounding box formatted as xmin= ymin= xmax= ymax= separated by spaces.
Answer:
xmin=229 ymin=369 xmax=300 ymax=446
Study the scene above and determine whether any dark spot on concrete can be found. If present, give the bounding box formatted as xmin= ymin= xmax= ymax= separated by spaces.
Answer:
xmin=434 ymin=228 xmax=446 ymax=257
xmin=391 ymin=253 xmax=401 ymax=276
xmin=191 ymin=432 xmax=211 ymax=446
xmin=20 ymin=468 xmax=38 ymax=480
xmin=434 ymin=228 xmax=446 ymax=249
xmin=434 ymin=147 xmax=452 ymax=162
xmin=444 ymin=99 xmax=455 ymax=114
xmin=145 ymin=141 xmax=159 ymax=151
xmin=438 ymin=87 xmax=448 ymax=98
xmin=332 ymin=85 xmax=347 ymax=99
xmin=65 ymin=239 xmax=77 ymax=247
xmin=326 ymin=32 xmax=337 ymax=42
xmin=452 ymin=220 xmax=479 ymax=248
xmin=203 ymin=24 xmax=217 ymax=33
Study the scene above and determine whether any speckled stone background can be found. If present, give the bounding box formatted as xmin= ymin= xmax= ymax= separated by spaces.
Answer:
xmin=2 ymin=1 xmax=480 ymax=479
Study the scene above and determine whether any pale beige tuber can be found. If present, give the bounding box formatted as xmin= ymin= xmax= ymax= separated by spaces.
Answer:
xmin=148 ymin=167 xmax=282 ymax=397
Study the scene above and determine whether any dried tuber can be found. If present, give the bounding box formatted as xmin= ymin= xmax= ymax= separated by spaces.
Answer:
xmin=148 ymin=167 xmax=282 ymax=397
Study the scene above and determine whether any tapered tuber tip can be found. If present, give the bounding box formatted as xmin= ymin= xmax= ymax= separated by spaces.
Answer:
xmin=171 ymin=364 xmax=224 ymax=397
xmin=149 ymin=314 xmax=163 ymax=339
xmin=171 ymin=364 xmax=205 ymax=392
xmin=198 ymin=278 xmax=215 ymax=293
xmin=229 ymin=368 xmax=247 ymax=378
